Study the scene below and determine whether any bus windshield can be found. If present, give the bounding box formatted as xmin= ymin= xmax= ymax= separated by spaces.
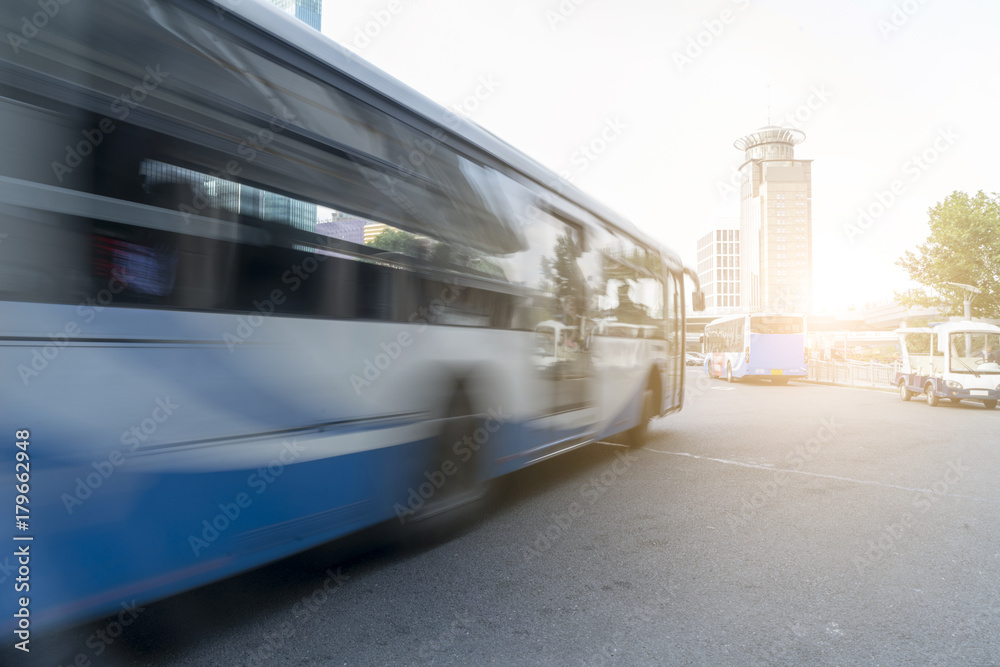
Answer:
xmin=750 ymin=316 xmax=804 ymax=334
xmin=950 ymin=332 xmax=1000 ymax=373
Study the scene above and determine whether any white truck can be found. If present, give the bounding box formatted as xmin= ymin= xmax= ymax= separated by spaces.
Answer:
xmin=895 ymin=321 xmax=1000 ymax=409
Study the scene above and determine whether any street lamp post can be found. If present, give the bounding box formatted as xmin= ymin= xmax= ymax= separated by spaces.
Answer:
xmin=946 ymin=282 xmax=981 ymax=353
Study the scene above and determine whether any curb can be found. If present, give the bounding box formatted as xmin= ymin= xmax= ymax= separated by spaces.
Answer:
xmin=795 ymin=378 xmax=897 ymax=393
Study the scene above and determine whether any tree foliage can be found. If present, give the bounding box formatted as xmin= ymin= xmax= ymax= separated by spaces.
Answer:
xmin=896 ymin=190 xmax=1000 ymax=319
xmin=367 ymin=228 xmax=422 ymax=255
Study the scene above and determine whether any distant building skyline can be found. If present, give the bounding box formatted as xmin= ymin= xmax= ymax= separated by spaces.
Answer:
xmin=697 ymin=222 xmax=741 ymax=316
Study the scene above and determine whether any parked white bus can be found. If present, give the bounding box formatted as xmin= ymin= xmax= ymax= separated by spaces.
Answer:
xmin=896 ymin=321 xmax=1000 ymax=408
xmin=703 ymin=313 xmax=807 ymax=383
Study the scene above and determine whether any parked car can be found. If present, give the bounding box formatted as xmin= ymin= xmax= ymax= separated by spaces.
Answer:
xmin=685 ymin=351 xmax=705 ymax=366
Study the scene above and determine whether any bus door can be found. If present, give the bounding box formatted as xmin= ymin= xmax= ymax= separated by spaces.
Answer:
xmin=520 ymin=213 xmax=596 ymax=443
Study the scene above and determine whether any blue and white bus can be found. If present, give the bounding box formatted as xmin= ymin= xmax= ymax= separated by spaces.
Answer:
xmin=703 ymin=314 xmax=806 ymax=383
xmin=0 ymin=0 xmax=703 ymax=634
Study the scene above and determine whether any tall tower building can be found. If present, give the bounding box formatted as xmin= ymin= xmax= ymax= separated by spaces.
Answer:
xmin=734 ymin=127 xmax=812 ymax=313
xmin=265 ymin=0 xmax=322 ymax=229
xmin=696 ymin=223 xmax=740 ymax=315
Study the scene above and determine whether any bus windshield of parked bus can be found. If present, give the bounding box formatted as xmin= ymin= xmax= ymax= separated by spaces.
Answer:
xmin=749 ymin=316 xmax=804 ymax=334
xmin=950 ymin=332 xmax=1000 ymax=373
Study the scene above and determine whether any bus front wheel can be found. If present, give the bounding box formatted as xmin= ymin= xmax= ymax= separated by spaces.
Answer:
xmin=899 ymin=381 xmax=913 ymax=401
xmin=984 ymin=399 xmax=997 ymax=410
xmin=925 ymin=385 xmax=939 ymax=407
xmin=626 ymin=387 xmax=656 ymax=448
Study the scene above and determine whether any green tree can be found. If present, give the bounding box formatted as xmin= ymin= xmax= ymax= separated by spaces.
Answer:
xmin=540 ymin=233 xmax=584 ymax=303
xmin=367 ymin=227 xmax=422 ymax=255
xmin=896 ymin=190 xmax=1000 ymax=318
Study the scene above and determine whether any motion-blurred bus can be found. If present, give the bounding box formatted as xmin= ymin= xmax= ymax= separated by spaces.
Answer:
xmin=703 ymin=314 xmax=806 ymax=383
xmin=0 ymin=0 xmax=702 ymax=634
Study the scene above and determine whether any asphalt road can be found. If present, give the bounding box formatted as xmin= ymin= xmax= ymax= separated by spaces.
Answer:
xmin=23 ymin=375 xmax=1000 ymax=666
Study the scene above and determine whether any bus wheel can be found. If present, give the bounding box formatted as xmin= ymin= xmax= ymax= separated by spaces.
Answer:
xmin=726 ymin=363 xmax=735 ymax=383
xmin=626 ymin=387 xmax=656 ymax=448
xmin=984 ymin=399 xmax=997 ymax=410
xmin=898 ymin=381 xmax=913 ymax=401
xmin=925 ymin=385 xmax=939 ymax=407
xmin=406 ymin=389 xmax=489 ymax=533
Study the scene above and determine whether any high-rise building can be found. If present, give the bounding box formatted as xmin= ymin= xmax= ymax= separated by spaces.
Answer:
xmin=138 ymin=2 xmax=324 ymax=234
xmin=317 ymin=216 xmax=367 ymax=246
xmin=734 ymin=126 xmax=812 ymax=313
xmin=696 ymin=224 xmax=741 ymax=315
xmin=363 ymin=223 xmax=389 ymax=245
xmin=268 ymin=0 xmax=322 ymax=31
xmin=264 ymin=0 xmax=322 ymax=229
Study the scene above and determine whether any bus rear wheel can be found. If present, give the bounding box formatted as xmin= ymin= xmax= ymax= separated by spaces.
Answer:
xmin=925 ymin=385 xmax=939 ymax=407
xmin=404 ymin=388 xmax=489 ymax=536
xmin=726 ymin=363 xmax=735 ymax=383
xmin=899 ymin=381 xmax=913 ymax=401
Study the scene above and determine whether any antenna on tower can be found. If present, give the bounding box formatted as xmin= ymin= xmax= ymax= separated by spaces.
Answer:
xmin=766 ymin=84 xmax=771 ymax=126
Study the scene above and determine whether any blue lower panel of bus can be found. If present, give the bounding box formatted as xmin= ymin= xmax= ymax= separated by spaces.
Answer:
xmin=2 ymin=410 xmax=630 ymax=634
xmin=13 ymin=442 xmax=415 ymax=633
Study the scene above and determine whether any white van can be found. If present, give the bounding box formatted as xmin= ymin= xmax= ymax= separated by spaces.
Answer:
xmin=895 ymin=321 xmax=1000 ymax=408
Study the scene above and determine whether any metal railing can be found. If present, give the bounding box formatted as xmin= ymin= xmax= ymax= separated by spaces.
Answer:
xmin=808 ymin=360 xmax=900 ymax=389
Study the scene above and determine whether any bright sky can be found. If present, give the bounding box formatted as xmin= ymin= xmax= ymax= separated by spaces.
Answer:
xmin=320 ymin=0 xmax=1000 ymax=313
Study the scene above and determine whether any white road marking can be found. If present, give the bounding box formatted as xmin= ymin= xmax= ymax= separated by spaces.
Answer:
xmin=644 ymin=449 xmax=1000 ymax=505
